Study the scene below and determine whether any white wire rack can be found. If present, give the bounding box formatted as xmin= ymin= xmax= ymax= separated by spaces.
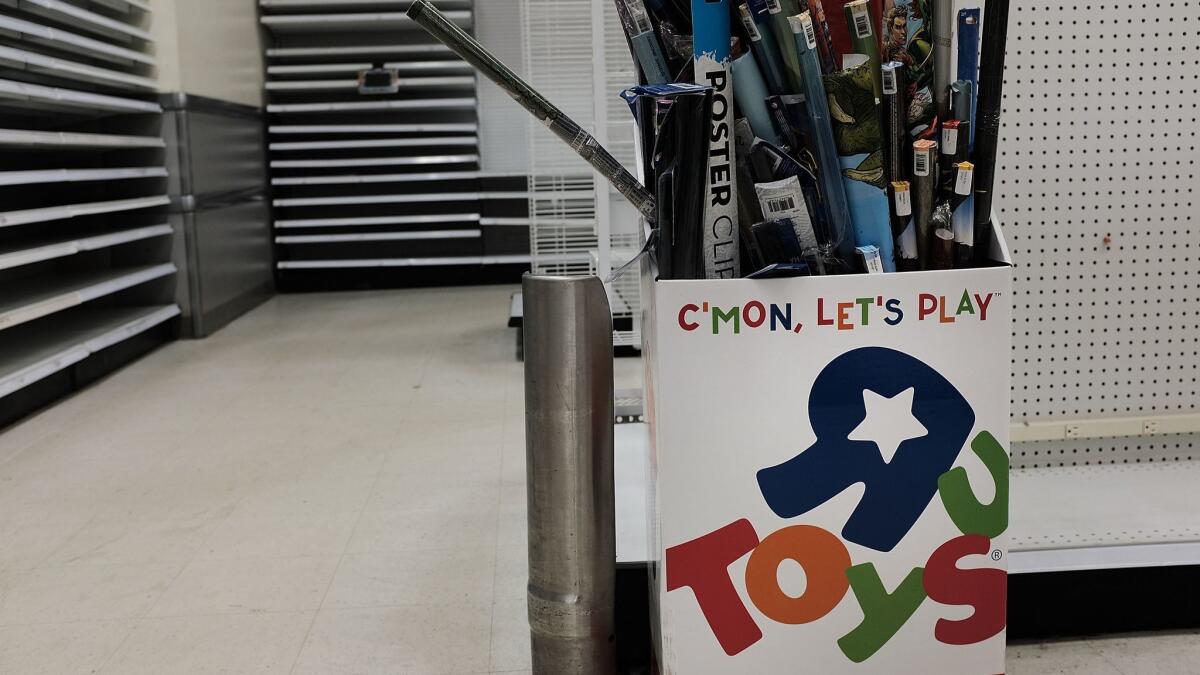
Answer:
xmin=521 ymin=0 xmax=642 ymax=346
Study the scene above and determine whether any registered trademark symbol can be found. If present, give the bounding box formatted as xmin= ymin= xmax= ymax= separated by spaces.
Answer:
xmin=991 ymin=550 xmax=1003 ymax=561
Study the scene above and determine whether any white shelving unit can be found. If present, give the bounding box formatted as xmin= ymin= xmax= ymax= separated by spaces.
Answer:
xmin=0 ymin=0 xmax=176 ymax=408
xmin=991 ymin=2 xmax=1200 ymax=572
xmin=259 ymin=0 xmax=508 ymax=277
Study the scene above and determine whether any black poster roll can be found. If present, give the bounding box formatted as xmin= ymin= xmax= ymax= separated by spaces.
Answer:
xmin=882 ymin=61 xmax=909 ymax=240
xmin=971 ymin=0 xmax=1011 ymax=264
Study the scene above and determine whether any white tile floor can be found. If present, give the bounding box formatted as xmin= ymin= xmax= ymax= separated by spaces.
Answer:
xmin=0 ymin=285 xmax=1193 ymax=674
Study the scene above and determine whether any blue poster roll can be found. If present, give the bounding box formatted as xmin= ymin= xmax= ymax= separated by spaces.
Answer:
xmin=787 ymin=12 xmax=854 ymax=265
xmin=730 ymin=53 xmax=780 ymax=146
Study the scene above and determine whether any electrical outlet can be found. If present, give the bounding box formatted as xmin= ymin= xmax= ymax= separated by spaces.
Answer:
xmin=1065 ymin=424 xmax=1082 ymax=439
xmin=1143 ymin=420 xmax=1161 ymax=435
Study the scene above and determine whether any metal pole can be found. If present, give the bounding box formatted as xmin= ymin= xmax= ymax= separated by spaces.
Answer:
xmin=522 ymin=274 xmax=616 ymax=674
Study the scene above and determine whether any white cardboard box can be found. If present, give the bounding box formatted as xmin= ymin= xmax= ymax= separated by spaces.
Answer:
xmin=641 ymin=228 xmax=1012 ymax=674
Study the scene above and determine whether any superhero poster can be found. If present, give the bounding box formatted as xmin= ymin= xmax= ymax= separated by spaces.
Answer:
xmin=881 ymin=0 xmax=936 ymax=137
xmin=644 ymin=250 xmax=1012 ymax=673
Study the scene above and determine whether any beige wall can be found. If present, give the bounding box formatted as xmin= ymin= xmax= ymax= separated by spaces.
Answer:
xmin=150 ymin=0 xmax=265 ymax=108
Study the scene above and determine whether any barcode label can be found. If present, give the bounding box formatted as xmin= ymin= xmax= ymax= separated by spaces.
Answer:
xmin=851 ymin=3 xmax=872 ymax=38
xmin=755 ymin=178 xmax=807 ymax=226
xmin=894 ymin=184 xmax=912 ymax=216
xmin=627 ymin=0 xmax=653 ymax=34
xmin=858 ymin=246 xmax=885 ymax=274
xmin=914 ymin=150 xmax=931 ymax=176
xmin=882 ymin=66 xmax=897 ymax=95
xmin=739 ymin=5 xmax=761 ymax=40
xmin=801 ymin=13 xmax=818 ymax=49
xmin=767 ymin=196 xmax=796 ymax=214
xmin=766 ymin=0 xmax=782 ymax=14
xmin=955 ymin=162 xmax=975 ymax=195
xmin=570 ymin=129 xmax=589 ymax=151
xmin=942 ymin=126 xmax=959 ymax=155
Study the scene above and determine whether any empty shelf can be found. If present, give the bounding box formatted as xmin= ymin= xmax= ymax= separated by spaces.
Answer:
xmin=270 ymin=154 xmax=478 ymax=169
xmin=87 ymin=0 xmax=151 ymax=13
xmin=0 ymin=262 xmax=176 ymax=331
xmin=0 ymin=45 xmax=158 ymax=90
xmin=0 ymin=304 xmax=178 ymax=399
xmin=0 ymin=78 xmax=162 ymax=113
xmin=278 ymin=254 xmax=530 ymax=269
xmin=266 ymin=97 xmax=475 ymax=114
xmin=267 ymin=61 xmax=471 ymax=76
xmin=18 ymin=0 xmax=154 ymax=42
xmin=1009 ymin=462 xmax=1200 ymax=571
xmin=276 ymin=229 xmax=481 ymax=244
xmin=260 ymin=11 xmax=471 ymax=33
xmin=0 ymin=128 xmax=163 ymax=149
xmin=0 ymin=224 xmax=172 ymax=271
xmin=275 ymin=213 xmax=481 ymax=229
xmin=271 ymin=170 xmax=481 ymax=186
xmin=0 ymin=166 xmax=167 ymax=187
xmin=269 ymin=137 xmax=477 ymax=151
xmin=269 ymin=123 xmax=477 ymax=134
xmin=265 ymin=76 xmax=474 ymax=91
xmin=266 ymin=44 xmax=450 ymax=59
xmin=0 ymin=195 xmax=170 ymax=228
xmin=0 ymin=14 xmax=156 ymax=66
xmin=274 ymin=192 xmax=490 ymax=207
xmin=480 ymin=217 xmax=530 ymax=227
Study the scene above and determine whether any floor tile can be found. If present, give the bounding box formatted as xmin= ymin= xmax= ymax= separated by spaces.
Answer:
xmin=324 ymin=548 xmax=495 ymax=609
xmin=148 ymin=557 xmax=339 ymax=617
xmin=490 ymin=599 xmax=532 ymax=672
xmin=493 ymin=546 xmax=528 ymax=603
xmin=99 ymin=611 xmax=314 ymax=675
xmin=197 ymin=514 xmax=357 ymax=560
xmin=0 ymin=563 xmax=181 ymax=625
xmin=0 ymin=620 xmax=137 ymax=674
xmin=1007 ymin=640 xmax=1123 ymax=674
xmin=230 ymin=471 xmax=377 ymax=519
xmin=364 ymin=472 xmax=500 ymax=514
xmin=347 ymin=507 xmax=498 ymax=554
xmin=47 ymin=519 xmax=221 ymax=567
xmin=292 ymin=604 xmax=491 ymax=675
xmin=0 ymin=521 xmax=87 ymax=572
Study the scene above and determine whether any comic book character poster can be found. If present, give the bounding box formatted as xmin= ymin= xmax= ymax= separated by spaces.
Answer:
xmin=882 ymin=0 xmax=936 ymax=137
xmin=823 ymin=61 xmax=892 ymax=266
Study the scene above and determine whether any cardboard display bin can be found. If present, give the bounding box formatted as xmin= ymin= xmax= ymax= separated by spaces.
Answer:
xmin=640 ymin=226 xmax=1012 ymax=674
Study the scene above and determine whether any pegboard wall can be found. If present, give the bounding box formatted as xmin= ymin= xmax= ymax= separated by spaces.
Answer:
xmin=996 ymin=2 xmax=1199 ymax=447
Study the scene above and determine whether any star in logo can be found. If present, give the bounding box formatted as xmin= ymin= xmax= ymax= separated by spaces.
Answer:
xmin=847 ymin=387 xmax=929 ymax=464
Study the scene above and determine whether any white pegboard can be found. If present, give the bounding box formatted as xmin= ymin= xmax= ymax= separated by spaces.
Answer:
xmin=997 ymin=2 xmax=1199 ymax=427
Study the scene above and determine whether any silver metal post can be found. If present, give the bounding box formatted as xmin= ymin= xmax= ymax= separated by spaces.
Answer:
xmin=522 ymin=275 xmax=616 ymax=674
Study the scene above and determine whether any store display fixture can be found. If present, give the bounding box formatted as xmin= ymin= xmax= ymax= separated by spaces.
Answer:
xmin=415 ymin=0 xmax=1013 ymax=670
xmin=261 ymin=0 xmax=531 ymax=280
xmin=0 ymin=0 xmax=177 ymax=423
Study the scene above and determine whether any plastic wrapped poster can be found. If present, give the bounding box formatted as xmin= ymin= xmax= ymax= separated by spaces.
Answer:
xmin=621 ymin=83 xmax=715 ymax=279
xmin=789 ymin=12 xmax=854 ymax=265
xmin=880 ymin=0 xmax=936 ymax=138
xmin=614 ymin=0 xmax=673 ymax=84
xmin=822 ymin=59 xmax=895 ymax=271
